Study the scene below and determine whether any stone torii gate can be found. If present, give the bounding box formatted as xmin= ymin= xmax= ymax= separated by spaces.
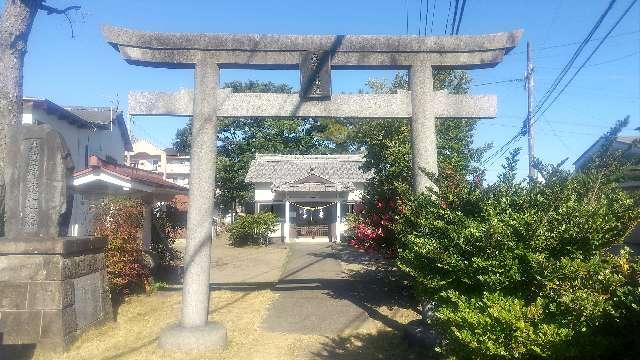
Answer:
xmin=103 ymin=25 xmax=521 ymax=351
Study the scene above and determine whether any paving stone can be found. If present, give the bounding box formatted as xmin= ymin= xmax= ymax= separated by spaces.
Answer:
xmin=261 ymin=244 xmax=368 ymax=335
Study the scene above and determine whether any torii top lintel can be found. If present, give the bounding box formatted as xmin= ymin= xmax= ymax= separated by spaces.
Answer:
xmin=102 ymin=25 xmax=523 ymax=70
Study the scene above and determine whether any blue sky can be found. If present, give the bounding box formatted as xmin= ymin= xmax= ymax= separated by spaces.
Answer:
xmin=12 ymin=0 xmax=640 ymax=180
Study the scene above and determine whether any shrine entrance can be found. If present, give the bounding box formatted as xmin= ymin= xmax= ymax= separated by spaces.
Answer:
xmin=102 ymin=25 xmax=522 ymax=351
xmin=291 ymin=202 xmax=335 ymax=242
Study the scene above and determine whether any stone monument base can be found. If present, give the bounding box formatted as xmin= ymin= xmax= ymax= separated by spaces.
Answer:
xmin=0 ymin=236 xmax=112 ymax=352
xmin=158 ymin=322 xmax=227 ymax=352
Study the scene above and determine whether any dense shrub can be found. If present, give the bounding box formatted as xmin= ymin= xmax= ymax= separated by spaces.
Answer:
xmin=229 ymin=212 xmax=278 ymax=246
xmin=395 ymin=157 xmax=640 ymax=358
xmin=151 ymin=201 xmax=184 ymax=267
xmin=94 ymin=197 xmax=151 ymax=296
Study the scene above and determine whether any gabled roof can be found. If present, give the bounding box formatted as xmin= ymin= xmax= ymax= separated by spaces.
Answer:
xmin=23 ymin=98 xmax=133 ymax=152
xmin=163 ymin=147 xmax=179 ymax=156
xmin=162 ymin=147 xmax=189 ymax=157
xmin=74 ymin=155 xmax=187 ymax=195
xmin=574 ymin=135 xmax=640 ymax=170
xmin=245 ymin=154 xmax=370 ymax=191
xmin=66 ymin=106 xmax=133 ymax=152
xmin=274 ymin=172 xmax=355 ymax=192
xmin=67 ymin=106 xmax=118 ymax=125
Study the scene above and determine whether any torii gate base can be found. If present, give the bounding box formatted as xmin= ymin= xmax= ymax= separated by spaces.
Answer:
xmin=104 ymin=26 xmax=521 ymax=352
xmin=158 ymin=322 xmax=227 ymax=351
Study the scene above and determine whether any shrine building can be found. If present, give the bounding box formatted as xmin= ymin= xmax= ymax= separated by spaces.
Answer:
xmin=245 ymin=154 xmax=369 ymax=243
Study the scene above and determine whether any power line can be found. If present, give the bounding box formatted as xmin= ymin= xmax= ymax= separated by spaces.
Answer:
xmin=535 ymin=0 xmax=639 ymax=121
xmin=534 ymin=0 xmax=617 ymax=119
xmin=425 ymin=0 xmax=429 ymax=35
xmin=579 ymin=49 xmax=639 ymax=66
xmin=454 ymin=0 xmax=468 ymax=34
xmin=537 ymin=29 xmax=639 ymax=51
xmin=450 ymin=0 xmax=461 ymax=35
xmin=419 ymin=0 xmax=424 ymax=35
xmin=482 ymin=122 xmax=606 ymax=136
xmin=471 ymin=78 xmax=523 ymax=87
xmin=483 ymin=0 xmax=637 ymax=167
xmin=511 ymin=29 xmax=640 ymax=55
xmin=430 ymin=0 xmax=437 ymax=34
xmin=542 ymin=115 xmax=573 ymax=152
xmin=405 ymin=0 xmax=409 ymax=35
xmin=445 ymin=0 xmax=453 ymax=34
xmin=538 ymin=0 xmax=564 ymax=48
xmin=537 ymin=50 xmax=639 ymax=69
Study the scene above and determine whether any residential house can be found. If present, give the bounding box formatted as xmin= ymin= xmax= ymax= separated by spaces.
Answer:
xmin=22 ymin=98 xmax=133 ymax=236
xmin=575 ymin=135 xmax=640 ymax=251
xmin=73 ymin=155 xmax=188 ymax=250
xmin=126 ymin=139 xmax=191 ymax=188
xmin=574 ymin=135 xmax=640 ymax=171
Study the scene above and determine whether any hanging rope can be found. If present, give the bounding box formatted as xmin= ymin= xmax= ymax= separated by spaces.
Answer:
xmin=290 ymin=202 xmax=337 ymax=211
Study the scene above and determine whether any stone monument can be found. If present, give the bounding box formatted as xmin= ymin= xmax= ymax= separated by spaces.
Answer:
xmin=103 ymin=26 xmax=522 ymax=351
xmin=0 ymin=124 xmax=112 ymax=351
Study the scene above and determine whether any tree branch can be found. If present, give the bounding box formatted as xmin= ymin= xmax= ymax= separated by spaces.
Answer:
xmin=38 ymin=4 xmax=81 ymax=16
xmin=37 ymin=3 xmax=81 ymax=38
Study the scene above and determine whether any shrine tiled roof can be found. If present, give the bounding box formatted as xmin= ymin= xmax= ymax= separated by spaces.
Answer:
xmin=245 ymin=154 xmax=370 ymax=190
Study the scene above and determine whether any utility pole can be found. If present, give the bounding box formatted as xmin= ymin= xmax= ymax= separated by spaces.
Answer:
xmin=526 ymin=41 xmax=536 ymax=180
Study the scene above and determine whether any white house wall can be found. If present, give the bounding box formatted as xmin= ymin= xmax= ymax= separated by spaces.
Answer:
xmin=254 ymin=183 xmax=275 ymax=202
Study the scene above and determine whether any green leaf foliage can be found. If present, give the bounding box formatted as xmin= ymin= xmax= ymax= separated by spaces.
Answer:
xmin=228 ymin=212 xmax=279 ymax=247
xmin=347 ymin=70 xmax=485 ymax=255
xmin=395 ymin=144 xmax=640 ymax=358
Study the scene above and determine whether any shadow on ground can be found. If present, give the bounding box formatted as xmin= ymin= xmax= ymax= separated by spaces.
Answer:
xmin=313 ymin=330 xmax=436 ymax=360
xmin=159 ymin=243 xmax=420 ymax=335
xmin=0 ymin=344 xmax=36 ymax=360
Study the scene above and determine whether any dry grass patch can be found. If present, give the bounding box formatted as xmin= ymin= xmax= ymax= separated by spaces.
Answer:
xmin=30 ymin=242 xmax=426 ymax=359
xmin=31 ymin=289 xmax=425 ymax=360
xmin=34 ymin=289 xmax=324 ymax=360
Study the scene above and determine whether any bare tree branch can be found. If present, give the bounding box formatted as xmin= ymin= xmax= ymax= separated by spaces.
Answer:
xmin=38 ymin=4 xmax=81 ymax=16
xmin=38 ymin=3 xmax=81 ymax=38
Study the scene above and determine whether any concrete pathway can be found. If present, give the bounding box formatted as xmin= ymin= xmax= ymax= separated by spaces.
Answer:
xmin=261 ymin=243 xmax=369 ymax=336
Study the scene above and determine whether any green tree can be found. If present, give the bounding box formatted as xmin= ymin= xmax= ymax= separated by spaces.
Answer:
xmin=172 ymin=80 xmax=343 ymax=212
xmin=348 ymin=70 xmax=485 ymax=255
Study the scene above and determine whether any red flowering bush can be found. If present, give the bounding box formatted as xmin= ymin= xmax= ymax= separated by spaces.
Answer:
xmin=94 ymin=197 xmax=151 ymax=296
xmin=349 ymin=198 xmax=399 ymax=258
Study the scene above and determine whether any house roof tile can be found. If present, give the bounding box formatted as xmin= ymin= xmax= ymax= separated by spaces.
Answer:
xmin=74 ymin=155 xmax=187 ymax=193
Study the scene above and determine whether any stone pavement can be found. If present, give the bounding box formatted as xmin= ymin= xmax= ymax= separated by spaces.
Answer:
xmin=174 ymin=236 xmax=289 ymax=286
xmin=261 ymin=243 xmax=369 ymax=336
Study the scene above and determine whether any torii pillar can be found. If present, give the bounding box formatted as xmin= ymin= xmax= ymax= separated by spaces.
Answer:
xmin=103 ymin=26 xmax=522 ymax=351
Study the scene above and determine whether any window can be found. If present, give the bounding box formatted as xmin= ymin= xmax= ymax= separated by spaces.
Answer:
xmin=152 ymin=159 xmax=159 ymax=171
